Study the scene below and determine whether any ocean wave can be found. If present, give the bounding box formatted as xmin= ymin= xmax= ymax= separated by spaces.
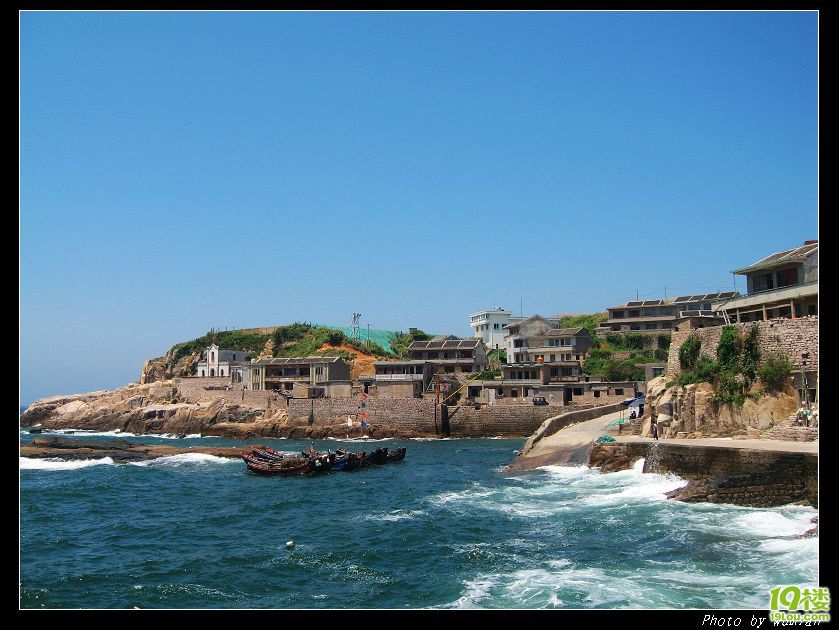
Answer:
xmin=40 ymin=428 xmax=136 ymax=437
xmin=20 ymin=457 xmax=115 ymax=471
xmin=443 ymin=557 xmax=778 ymax=609
xmin=358 ymin=509 xmax=426 ymax=522
xmin=129 ymin=453 xmax=237 ymax=467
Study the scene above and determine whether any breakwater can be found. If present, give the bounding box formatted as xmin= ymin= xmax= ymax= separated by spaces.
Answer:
xmin=589 ymin=440 xmax=818 ymax=508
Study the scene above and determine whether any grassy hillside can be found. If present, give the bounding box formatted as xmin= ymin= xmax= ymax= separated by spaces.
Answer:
xmin=168 ymin=323 xmax=394 ymax=364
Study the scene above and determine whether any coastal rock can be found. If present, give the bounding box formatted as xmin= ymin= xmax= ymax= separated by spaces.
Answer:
xmin=20 ymin=380 xmax=440 ymax=440
xmin=642 ymin=378 xmax=796 ymax=439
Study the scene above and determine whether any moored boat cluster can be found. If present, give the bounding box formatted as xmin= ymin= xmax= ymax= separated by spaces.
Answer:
xmin=240 ymin=444 xmax=406 ymax=476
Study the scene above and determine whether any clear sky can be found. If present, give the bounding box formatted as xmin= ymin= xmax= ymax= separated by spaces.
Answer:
xmin=20 ymin=11 xmax=818 ymax=404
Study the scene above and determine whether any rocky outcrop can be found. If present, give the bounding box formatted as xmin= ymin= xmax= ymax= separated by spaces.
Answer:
xmin=140 ymin=351 xmax=201 ymax=384
xmin=20 ymin=381 xmax=439 ymax=440
xmin=642 ymin=376 xmax=797 ymax=439
xmin=20 ymin=437 xmax=244 ymax=462
xmin=588 ymin=441 xmax=818 ymax=508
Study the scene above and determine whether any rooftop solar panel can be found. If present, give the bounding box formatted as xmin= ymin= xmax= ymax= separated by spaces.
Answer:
xmin=626 ymin=301 xmax=642 ymax=306
xmin=674 ymin=296 xmax=692 ymax=302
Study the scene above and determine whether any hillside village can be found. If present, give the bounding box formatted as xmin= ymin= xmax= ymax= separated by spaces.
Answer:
xmin=127 ymin=239 xmax=819 ymax=438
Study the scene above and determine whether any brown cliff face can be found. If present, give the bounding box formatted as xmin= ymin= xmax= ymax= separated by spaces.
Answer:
xmin=140 ymin=352 xmax=200 ymax=384
xmin=20 ymin=381 xmax=438 ymax=440
xmin=642 ymin=376 xmax=796 ymax=439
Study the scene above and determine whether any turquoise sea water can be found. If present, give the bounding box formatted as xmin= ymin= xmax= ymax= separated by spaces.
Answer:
xmin=19 ymin=431 xmax=818 ymax=609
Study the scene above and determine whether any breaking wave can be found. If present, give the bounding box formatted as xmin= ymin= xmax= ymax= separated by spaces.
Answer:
xmin=20 ymin=457 xmax=115 ymax=471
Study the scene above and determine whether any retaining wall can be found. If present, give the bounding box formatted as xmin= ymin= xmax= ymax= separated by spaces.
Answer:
xmin=666 ymin=316 xmax=819 ymax=376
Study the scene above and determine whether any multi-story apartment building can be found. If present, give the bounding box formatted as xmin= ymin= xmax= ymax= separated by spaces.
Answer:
xmin=468 ymin=308 xmax=525 ymax=350
xmin=406 ymin=338 xmax=487 ymax=374
xmin=246 ymin=356 xmax=351 ymax=397
xmin=597 ymin=292 xmax=740 ymax=335
xmin=714 ymin=240 xmax=818 ymax=322
xmin=505 ymin=316 xmax=591 ymax=364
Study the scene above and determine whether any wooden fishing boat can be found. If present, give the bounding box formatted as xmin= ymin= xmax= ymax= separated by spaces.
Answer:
xmin=385 ymin=447 xmax=407 ymax=462
xmin=342 ymin=451 xmax=367 ymax=471
xmin=364 ymin=447 xmax=389 ymax=466
xmin=240 ymin=453 xmax=315 ymax=476
xmin=252 ymin=447 xmax=285 ymax=461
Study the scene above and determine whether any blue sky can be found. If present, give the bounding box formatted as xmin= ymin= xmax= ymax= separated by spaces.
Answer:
xmin=20 ymin=11 xmax=818 ymax=404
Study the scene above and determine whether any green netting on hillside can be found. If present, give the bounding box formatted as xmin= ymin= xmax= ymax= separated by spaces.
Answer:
xmin=315 ymin=325 xmax=399 ymax=353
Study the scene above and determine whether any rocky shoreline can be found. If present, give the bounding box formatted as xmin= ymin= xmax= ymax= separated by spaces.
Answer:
xmin=19 ymin=381 xmax=441 ymax=441
xmin=21 ymin=437 xmax=245 ymax=462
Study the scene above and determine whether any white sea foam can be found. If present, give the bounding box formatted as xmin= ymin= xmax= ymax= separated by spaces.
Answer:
xmin=359 ymin=509 xmax=427 ymax=522
xmin=41 ymin=428 xmax=137 ymax=437
xmin=129 ymin=453 xmax=236 ymax=467
xmin=20 ymin=456 xmax=115 ymax=470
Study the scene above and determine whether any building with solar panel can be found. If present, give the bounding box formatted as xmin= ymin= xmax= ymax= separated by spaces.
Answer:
xmin=713 ymin=240 xmax=818 ymax=323
xmin=598 ymin=292 xmax=740 ymax=335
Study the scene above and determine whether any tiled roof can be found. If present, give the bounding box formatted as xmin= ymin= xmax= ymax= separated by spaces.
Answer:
xmin=543 ymin=327 xmax=587 ymax=337
xmin=250 ymin=356 xmax=346 ymax=366
xmin=732 ymin=241 xmax=818 ymax=275
xmin=407 ymin=339 xmax=482 ymax=350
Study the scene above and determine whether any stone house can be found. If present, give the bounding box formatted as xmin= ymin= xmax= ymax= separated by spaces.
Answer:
xmin=246 ymin=356 xmax=352 ymax=397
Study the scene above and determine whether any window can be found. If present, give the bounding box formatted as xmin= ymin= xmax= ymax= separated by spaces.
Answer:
xmin=752 ymin=273 xmax=774 ymax=292
xmin=594 ymin=391 xmax=600 ymax=398
xmin=777 ymin=267 xmax=799 ymax=288
xmin=662 ymin=322 xmax=672 ymax=329
xmin=573 ymin=388 xmax=583 ymax=396
xmin=494 ymin=323 xmax=500 ymax=329
xmin=510 ymin=389 xmax=518 ymax=398
xmin=645 ymin=324 xmax=657 ymax=330
xmin=550 ymin=354 xmax=556 ymax=362
xmin=550 ymin=368 xmax=558 ymax=377
xmin=445 ymin=366 xmax=455 ymax=373
xmin=615 ymin=388 xmax=624 ymax=395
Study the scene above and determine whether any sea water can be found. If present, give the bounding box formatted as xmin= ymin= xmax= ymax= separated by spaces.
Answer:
xmin=19 ymin=432 xmax=817 ymax=609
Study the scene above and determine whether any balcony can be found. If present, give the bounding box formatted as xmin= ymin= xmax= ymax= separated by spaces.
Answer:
xmin=373 ymin=373 xmax=424 ymax=381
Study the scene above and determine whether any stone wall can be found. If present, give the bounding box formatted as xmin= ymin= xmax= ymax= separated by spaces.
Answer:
xmin=517 ymin=402 xmax=627 ymax=456
xmin=589 ymin=441 xmax=818 ymax=508
xmin=174 ymin=378 xmax=279 ymax=409
xmin=666 ymin=316 xmax=818 ymax=376
xmin=289 ymin=397 xmax=437 ymax=431
xmin=287 ymin=397 xmax=612 ymax=437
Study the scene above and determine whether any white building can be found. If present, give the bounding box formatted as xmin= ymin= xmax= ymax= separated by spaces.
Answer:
xmin=468 ymin=308 xmax=524 ymax=351
xmin=195 ymin=343 xmax=247 ymax=383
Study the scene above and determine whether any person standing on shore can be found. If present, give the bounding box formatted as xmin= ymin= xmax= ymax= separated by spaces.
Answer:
xmin=651 ymin=421 xmax=659 ymax=441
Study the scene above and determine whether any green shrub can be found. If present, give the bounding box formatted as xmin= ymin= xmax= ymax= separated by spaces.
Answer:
xmin=741 ymin=324 xmax=761 ymax=384
xmin=657 ymin=334 xmax=671 ymax=351
xmin=326 ymin=329 xmax=346 ymax=346
xmin=757 ymin=353 xmax=794 ymax=392
xmin=710 ymin=373 xmax=746 ymax=406
xmin=558 ymin=312 xmax=608 ymax=338
xmin=679 ymin=335 xmax=701 ymax=370
xmin=605 ymin=333 xmax=623 ymax=347
xmin=716 ymin=326 xmax=742 ymax=372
